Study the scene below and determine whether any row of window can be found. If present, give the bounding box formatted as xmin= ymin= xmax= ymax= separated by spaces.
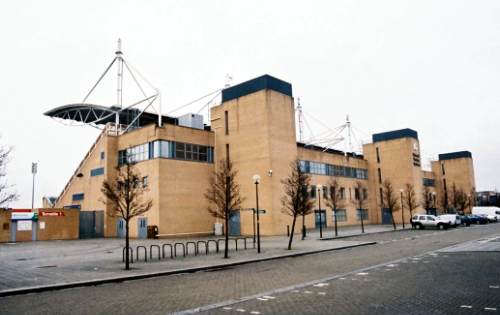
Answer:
xmin=118 ymin=141 xmax=214 ymax=166
xmin=90 ymin=167 xmax=104 ymax=177
xmin=309 ymin=185 xmax=368 ymax=200
xmin=332 ymin=209 xmax=369 ymax=222
xmin=299 ymin=160 xmax=368 ymax=180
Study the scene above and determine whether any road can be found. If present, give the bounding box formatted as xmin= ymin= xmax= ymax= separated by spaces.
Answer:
xmin=1 ymin=224 xmax=499 ymax=315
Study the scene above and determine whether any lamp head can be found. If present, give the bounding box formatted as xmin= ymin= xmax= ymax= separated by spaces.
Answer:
xmin=253 ymin=174 xmax=261 ymax=184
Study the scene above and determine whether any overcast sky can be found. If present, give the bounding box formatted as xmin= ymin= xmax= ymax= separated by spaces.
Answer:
xmin=1 ymin=0 xmax=499 ymax=208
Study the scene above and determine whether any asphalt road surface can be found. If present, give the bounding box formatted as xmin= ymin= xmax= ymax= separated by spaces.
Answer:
xmin=1 ymin=224 xmax=499 ymax=315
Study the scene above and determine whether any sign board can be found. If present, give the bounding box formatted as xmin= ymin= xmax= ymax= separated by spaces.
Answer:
xmin=12 ymin=212 xmax=35 ymax=220
xmin=39 ymin=221 xmax=45 ymax=230
xmin=40 ymin=211 xmax=65 ymax=217
xmin=257 ymin=210 xmax=267 ymax=214
xmin=17 ymin=220 xmax=32 ymax=231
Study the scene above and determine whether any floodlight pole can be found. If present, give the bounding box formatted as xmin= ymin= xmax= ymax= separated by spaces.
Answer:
xmin=31 ymin=163 xmax=37 ymax=210
xmin=115 ymin=38 xmax=124 ymax=135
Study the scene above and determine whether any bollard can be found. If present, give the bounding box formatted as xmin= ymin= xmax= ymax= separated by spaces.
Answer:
xmin=287 ymin=225 xmax=290 ymax=236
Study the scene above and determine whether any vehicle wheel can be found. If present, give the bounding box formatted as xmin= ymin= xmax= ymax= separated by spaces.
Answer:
xmin=437 ymin=223 xmax=443 ymax=230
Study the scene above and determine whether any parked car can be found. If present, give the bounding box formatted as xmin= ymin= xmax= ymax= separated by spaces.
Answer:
xmin=475 ymin=214 xmax=489 ymax=225
xmin=466 ymin=214 xmax=479 ymax=224
xmin=472 ymin=207 xmax=500 ymax=222
xmin=459 ymin=215 xmax=471 ymax=226
xmin=411 ymin=215 xmax=449 ymax=230
xmin=438 ymin=214 xmax=461 ymax=227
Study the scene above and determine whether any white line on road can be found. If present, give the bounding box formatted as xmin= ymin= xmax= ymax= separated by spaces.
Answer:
xmin=489 ymin=285 xmax=499 ymax=289
xmin=460 ymin=305 xmax=472 ymax=308
xmin=236 ymin=309 xmax=246 ymax=312
xmin=250 ymin=311 xmax=261 ymax=314
xmin=484 ymin=307 xmax=497 ymax=311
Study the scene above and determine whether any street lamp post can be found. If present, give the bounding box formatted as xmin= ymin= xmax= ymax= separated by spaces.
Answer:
xmin=467 ymin=194 xmax=472 ymax=214
xmin=253 ymin=174 xmax=261 ymax=254
xmin=317 ymin=184 xmax=323 ymax=239
xmin=31 ymin=162 xmax=37 ymax=210
xmin=400 ymin=189 xmax=405 ymax=229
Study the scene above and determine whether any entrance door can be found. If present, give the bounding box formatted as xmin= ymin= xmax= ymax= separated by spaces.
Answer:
xmin=79 ymin=211 xmax=105 ymax=239
xmin=116 ymin=218 xmax=126 ymax=238
xmin=315 ymin=210 xmax=327 ymax=229
xmin=229 ymin=211 xmax=241 ymax=236
xmin=381 ymin=208 xmax=392 ymax=225
xmin=137 ymin=217 xmax=147 ymax=239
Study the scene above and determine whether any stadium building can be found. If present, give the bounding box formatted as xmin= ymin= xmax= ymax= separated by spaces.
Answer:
xmin=45 ymin=73 xmax=476 ymax=239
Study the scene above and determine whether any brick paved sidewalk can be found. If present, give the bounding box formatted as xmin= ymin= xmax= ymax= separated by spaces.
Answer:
xmin=0 ymin=224 xmax=397 ymax=293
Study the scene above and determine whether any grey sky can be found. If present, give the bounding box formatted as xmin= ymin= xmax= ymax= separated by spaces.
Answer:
xmin=1 ymin=0 xmax=499 ymax=208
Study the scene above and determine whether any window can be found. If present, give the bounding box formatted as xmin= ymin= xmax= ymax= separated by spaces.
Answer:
xmin=118 ymin=143 xmax=149 ymax=165
xmin=226 ymin=143 xmax=230 ymax=165
xmin=175 ymin=142 xmax=186 ymax=160
xmin=298 ymin=160 xmax=367 ymax=180
xmin=377 ymin=168 xmax=382 ymax=184
xmin=379 ymin=187 xmax=384 ymax=204
xmin=363 ymin=188 xmax=368 ymax=200
xmin=441 ymin=164 xmax=445 ymax=175
xmin=322 ymin=186 xmax=328 ymax=198
xmin=310 ymin=185 xmax=317 ymax=198
xmin=142 ymin=176 xmax=148 ymax=188
xmin=224 ymin=110 xmax=229 ymax=135
xmin=357 ymin=209 xmax=368 ymax=221
xmin=340 ymin=187 xmax=345 ymax=199
xmin=355 ymin=188 xmax=360 ymax=200
xmin=100 ymin=151 xmax=105 ymax=160
xmin=72 ymin=193 xmax=84 ymax=201
xmin=90 ymin=167 xmax=104 ymax=177
xmin=334 ymin=209 xmax=347 ymax=222
xmin=376 ymin=147 xmax=380 ymax=163
xmin=443 ymin=179 xmax=447 ymax=191
xmin=423 ymin=178 xmax=435 ymax=187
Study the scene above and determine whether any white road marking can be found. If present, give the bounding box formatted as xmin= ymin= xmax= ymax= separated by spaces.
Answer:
xmin=386 ymin=264 xmax=398 ymax=268
xmin=490 ymin=285 xmax=499 ymax=289
xmin=223 ymin=307 xmax=233 ymax=310
xmin=318 ymin=292 xmax=326 ymax=295
xmin=351 ymin=278 xmax=357 ymax=281
xmin=262 ymin=296 xmax=275 ymax=299
xmin=314 ymin=283 xmax=329 ymax=287
xmin=257 ymin=298 xmax=268 ymax=301
xmin=304 ymin=290 xmax=313 ymax=294
xmin=292 ymin=290 xmax=300 ymax=293
xmin=339 ymin=277 xmax=346 ymax=280
xmin=484 ymin=307 xmax=497 ymax=311
xmin=250 ymin=312 xmax=261 ymax=315
xmin=460 ymin=305 xmax=472 ymax=308
xmin=236 ymin=309 xmax=246 ymax=312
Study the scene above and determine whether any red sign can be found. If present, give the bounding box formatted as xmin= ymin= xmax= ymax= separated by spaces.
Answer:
xmin=39 ymin=211 xmax=65 ymax=217
xmin=11 ymin=209 xmax=32 ymax=212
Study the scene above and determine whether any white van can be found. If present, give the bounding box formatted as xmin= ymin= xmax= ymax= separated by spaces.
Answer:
xmin=472 ymin=207 xmax=500 ymax=222
xmin=438 ymin=214 xmax=461 ymax=227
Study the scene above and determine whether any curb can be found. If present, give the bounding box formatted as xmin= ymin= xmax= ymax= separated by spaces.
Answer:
xmin=319 ymin=227 xmax=413 ymax=241
xmin=0 ymin=241 xmax=376 ymax=297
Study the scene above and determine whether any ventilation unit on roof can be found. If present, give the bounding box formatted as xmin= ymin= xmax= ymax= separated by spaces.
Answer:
xmin=178 ymin=113 xmax=204 ymax=130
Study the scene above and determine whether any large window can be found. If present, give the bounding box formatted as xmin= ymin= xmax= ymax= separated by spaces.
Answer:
xmin=423 ymin=178 xmax=435 ymax=187
xmin=299 ymin=160 xmax=368 ymax=180
xmin=334 ymin=209 xmax=347 ymax=222
xmin=119 ymin=140 xmax=214 ymax=166
xmin=90 ymin=167 xmax=104 ymax=177
xmin=72 ymin=193 xmax=84 ymax=201
xmin=357 ymin=209 xmax=368 ymax=221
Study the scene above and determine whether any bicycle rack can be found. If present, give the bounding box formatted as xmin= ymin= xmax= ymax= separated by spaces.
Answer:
xmin=196 ymin=240 xmax=208 ymax=255
xmin=162 ymin=243 xmax=173 ymax=259
xmin=150 ymin=244 xmax=161 ymax=260
xmin=207 ymin=239 xmax=219 ymax=253
xmin=136 ymin=245 xmax=147 ymax=262
xmin=217 ymin=239 xmax=226 ymax=251
xmin=186 ymin=241 xmax=197 ymax=256
xmin=174 ymin=242 xmax=186 ymax=257
xmin=122 ymin=246 xmax=134 ymax=263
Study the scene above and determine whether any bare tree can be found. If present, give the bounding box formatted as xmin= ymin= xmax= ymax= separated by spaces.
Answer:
xmin=381 ymin=179 xmax=400 ymax=230
xmin=0 ymin=141 xmax=18 ymax=207
xmin=101 ymin=162 xmax=153 ymax=270
xmin=451 ymin=185 xmax=470 ymax=214
xmin=439 ymin=191 xmax=450 ymax=215
xmin=351 ymin=181 xmax=368 ymax=234
xmin=404 ymin=183 xmax=419 ymax=218
xmin=205 ymin=159 xmax=244 ymax=258
xmin=449 ymin=183 xmax=459 ymax=213
xmin=325 ymin=178 xmax=345 ymax=237
xmin=281 ymin=160 xmax=314 ymax=250
xmin=421 ymin=185 xmax=433 ymax=212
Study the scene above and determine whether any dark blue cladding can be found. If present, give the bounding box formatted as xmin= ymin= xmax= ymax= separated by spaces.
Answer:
xmin=372 ymin=128 xmax=419 ymax=143
xmin=438 ymin=151 xmax=472 ymax=160
xmin=221 ymin=74 xmax=293 ymax=102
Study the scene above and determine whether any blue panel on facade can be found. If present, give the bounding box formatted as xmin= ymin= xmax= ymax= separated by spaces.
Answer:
xmin=221 ymin=74 xmax=293 ymax=102
xmin=438 ymin=151 xmax=472 ymax=160
xmin=372 ymin=128 xmax=418 ymax=143
xmin=72 ymin=193 xmax=84 ymax=201
xmin=90 ymin=167 xmax=104 ymax=177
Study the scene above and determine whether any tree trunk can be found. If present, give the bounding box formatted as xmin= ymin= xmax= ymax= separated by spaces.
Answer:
xmin=224 ymin=215 xmax=229 ymax=259
xmin=390 ymin=210 xmax=396 ymax=230
xmin=334 ymin=208 xmax=338 ymax=237
xmin=301 ymin=214 xmax=306 ymax=240
xmin=125 ymin=219 xmax=130 ymax=270
xmin=360 ymin=210 xmax=365 ymax=233
xmin=288 ymin=214 xmax=297 ymax=250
